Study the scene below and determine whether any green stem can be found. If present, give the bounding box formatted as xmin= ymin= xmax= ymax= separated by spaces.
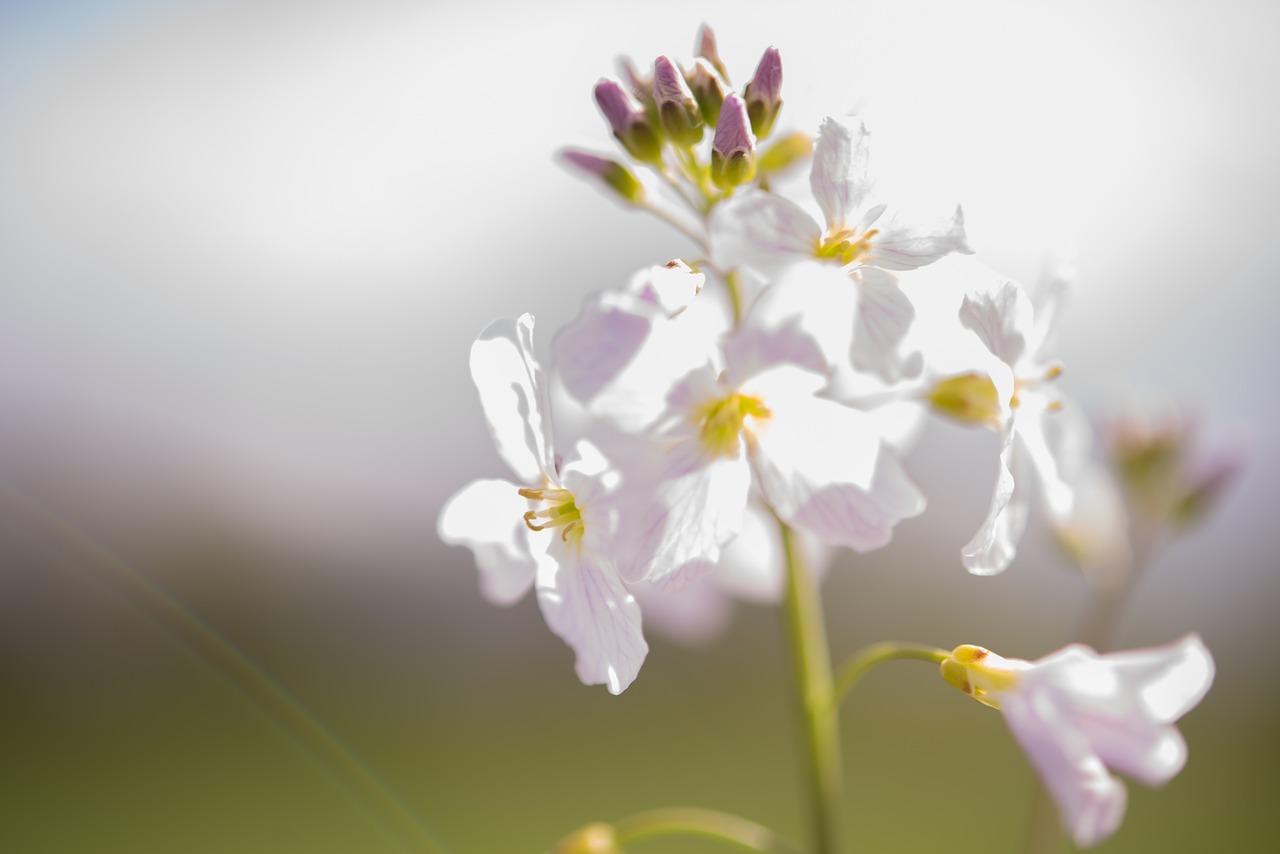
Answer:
xmin=833 ymin=642 xmax=948 ymax=707
xmin=723 ymin=268 xmax=744 ymax=325
xmin=545 ymin=808 xmax=804 ymax=854
xmin=777 ymin=518 xmax=845 ymax=854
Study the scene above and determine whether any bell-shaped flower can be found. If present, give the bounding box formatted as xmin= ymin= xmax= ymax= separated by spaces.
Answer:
xmin=939 ymin=635 xmax=1214 ymax=848
xmin=437 ymin=314 xmax=648 ymax=694
xmin=947 ymin=264 xmax=1080 ymax=574
xmin=710 ymin=116 xmax=970 ymax=381
xmin=555 ymin=271 xmax=926 ymax=592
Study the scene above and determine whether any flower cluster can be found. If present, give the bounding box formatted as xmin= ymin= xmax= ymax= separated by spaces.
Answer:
xmin=439 ymin=24 xmax=1218 ymax=850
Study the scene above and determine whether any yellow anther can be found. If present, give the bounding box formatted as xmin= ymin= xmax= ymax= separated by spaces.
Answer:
xmin=815 ymin=228 xmax=879 ymax=266
xmin=519 ymin=486 xmax=585 ymax=548
xmin=928 ymin=373 xmax=1002 ymax=428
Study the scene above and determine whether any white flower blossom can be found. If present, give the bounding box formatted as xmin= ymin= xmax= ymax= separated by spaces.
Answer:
xmin=940 ymin=634 xmax=1214 ymax=848
xmin=437 ymin=314 xmax=647 ymax=694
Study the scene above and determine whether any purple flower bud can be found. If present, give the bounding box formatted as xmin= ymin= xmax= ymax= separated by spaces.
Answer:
xmin=653 ymin=55 xmax=703 ymax=147
xmin=689 ymin=58 xmax=727 ymax=127
xmin=560 ymin=149 xmax=645 ymax=204
xmin=711 ymin=94 xmax=757 ymax=189
xmin=695 ymin=23 xmax=730 ymax=83
xmin=593 ymin=78 xmax=636 ymax=137
xmin=743 ymin=47 xmax=783 ymax=139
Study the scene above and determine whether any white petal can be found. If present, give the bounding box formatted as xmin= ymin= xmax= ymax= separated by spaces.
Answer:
xmin=554 ymin=290 xmax=714 ymax=434
xmin=810 ymin=116 xmax=874 ymax=233
xmin=630 ymin=574 xmax=734 ymax=647
xmin=732 ymin=262 xmax=857 ymax=380
xmin=628 ymin=261 xmax=704 ymax=315
xmin=1017 ymin=395 xmax=1075 ymax=522
xmin=710 ymin=191 xmax=822 ymax=277
xmin=961 ymin=429 xmax=1031 ymax=575
xmin=1106 ymin=634 xmax=1215 ymax=724
xmin=959 ymin=278 xmax=1034 ymax=369
xmin=750 ymin=383 xmax=925 ymax=551
xmin=1000 ymin=690 xmax=1129 ymax=849
xmin=714 ymin=499 xmax=788 ymax=603
xmin=864 ymin=205 xmax=971 ymax=271
xmin=470 ymin=314 xmax=557 ymax=484
xmin=616 ymin=440 xmax=752 ymax=592
xmin=535 ymin=544 xmax=648 ymax=694
xmin=437 ymin=479 xmax=538 ymax=606
xmin=851 ymin=266 xmax=922 ymax=383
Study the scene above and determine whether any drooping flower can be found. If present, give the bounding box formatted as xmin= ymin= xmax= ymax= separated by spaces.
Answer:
xmin=437 ymin=314 xmax=648 ymax=694
xmin=711 ymin=115 xmax=971 ymax=381
xmin=939 ymin=634 xmax=1214 ymax=848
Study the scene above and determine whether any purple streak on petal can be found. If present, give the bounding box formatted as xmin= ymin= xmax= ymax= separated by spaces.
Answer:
xmin=714 ymin=93 xmax=755 ymax=156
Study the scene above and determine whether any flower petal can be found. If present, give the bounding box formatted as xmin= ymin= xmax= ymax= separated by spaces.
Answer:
xmin=437 ymin=478 xmax=539 ymax=606
xmin=864 ymin=204 xmax=972 ymax=271
xmin=733 ymin=262 xmax=857 ymax=380
xmin=810 ymin=116 xmax=874 ymax=233
xmin=961 ymin=428 xmax=1031 ymax=575
xmin=630 ymin=573 xmax=734 ymax=647
xmin=710 ymin=191 xmax=822 ymax=277
xmin=960 ymin=277 xmax=1034 ymax=369
xmin=471 ymin=314 xmax=557 ymax=484
xmin=1000 ymin=690 xmax=1129 ymax=848
xmin=749 ymin=378 xmax=925 ymax=551
xmin=535 ymin=543 xmax=648 ymax=694
xmin=1105 ymin=634 xmax=1216 ymax=724
xmin=851 ymin=266 xmax=922 ymax=382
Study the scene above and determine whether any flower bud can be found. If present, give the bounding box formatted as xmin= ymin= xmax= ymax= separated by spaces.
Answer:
xmin=551 ymin=823 xmax=622 ymax=854
xmin=688 ymin=58 xmax=727 ymax=128
xmin=653 ymin=55 xmax=704 ymax=147
xmin=758 ymin=131 xmax=812 ymax=174
xmin=742 ymin=46 xmax=783 ymax=139
xmin=695 ymin=22 xmax=730 ymax=83
xmin=927 ymin=373 xmax=1001 ymax=427
xmin=710 ymin=93 xmax=757 ymax=189
xmin=560 ymin=149 xmax=645 ymax=205
xmin=939 ymin=644 xmax=1026 ymax=710
xmin=593 ymin=77 xmax=662 ymax=164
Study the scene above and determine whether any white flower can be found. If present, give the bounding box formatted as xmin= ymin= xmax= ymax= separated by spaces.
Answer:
xmin=437 ymin=314 xmax=647 ymax=694
xmin=954 ymin=266 xmax=1078 ymax=574
xmin=555 ymin=275 xmax=926 ymax=592
xmin=711 ymin=116 xmax=971 ymax=381
xmin=940 ymin=634 xmax=1215 ymax=848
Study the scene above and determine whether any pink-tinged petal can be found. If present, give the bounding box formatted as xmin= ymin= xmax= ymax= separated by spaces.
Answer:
xmin=734 ymin=262 xmax=856 ymax=380
xmin=1104 ymin=634 xmax=1215 ymax=724
xmin=865 ymin=204 xmax=972 ymax=271
xmin=1084 ymin=715 xmax=1188 ymax=789
xmin=1017 ymin=396 xmax=1075 ymax=521
xmin=960 ymin=278 xmax=1034 ymax=369
xmin=628 ymin=260 xmax=704 ymax=315
xmin=851 ymin=266 xmax=921 ymax=383
xmin=1000 ymin=690 xmax=1128 ymax=848
xmin=535 ymin=544 xmax=647 ymax=694
xmin=623 ymin=442 xmax=751 ymax=592
xmin=750 ymin=381 xmax=925 ymax=550
xmin=470 ymin=314 xmax=556 ymax=485
xmin=961 ymin=429 xmax=1031 ymax=575
xmin=710 ymin=191 xmax=821 ymax=277
xmin=437 ymin=479 xmax=538 ymax=606
xmin=630 ymin=573 xmax=733 ymax=647
xmin=714 ymin=499 xmax=830 ymax=603
xmin=810 ymin=116 xmax=874 ymax=233
xmin=594 ymin=77 xmax=637 ymax=136
xmin=554 ymin=290 xmax=713 ymax=434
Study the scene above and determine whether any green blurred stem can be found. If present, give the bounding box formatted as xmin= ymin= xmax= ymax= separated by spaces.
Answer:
xmin=612 ymin=808 xmax=806 ymax=853
xmin=777 ymin=518 xmax=845 ymax=854
xmin=832 ymin=642 xmax=949 ymax=707
xmin=723 ymin=269 xmax=744 ymax=325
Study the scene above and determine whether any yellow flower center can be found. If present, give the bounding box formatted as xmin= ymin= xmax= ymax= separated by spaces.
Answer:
xmin=694 ymin=392 xmax=772 ymax=459
xmin=518 ymin=486 xmax=585 ymax=550
xmin=927 ymin=373 xmax=1002 ymax=428
xmin=814 ymin=227 xmax=879 ymax=266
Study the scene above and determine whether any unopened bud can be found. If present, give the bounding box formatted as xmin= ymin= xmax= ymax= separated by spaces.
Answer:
xmin=617 ymin=57 xmax=652 ymax=103
xmin=711 ymin=93 xmax=757 ymax=189
xmin=551 ymin=823 xmax=622 ymax=854
xmin=742 ymin=46 xmax=783 ymax=139
xmin=593 ymin=77 xmax=662 ymax=163
xmin=653 ymin=55 xmax=704 ymax=147
xmin=560 ymin=149 xmax=645 ymax=204
xmin=759 ymin=131 xmax=812 ymax=174
xmin=688 ymin=58 xmax=727 ymax=128
xmin=939 ymin=645 xmax=1026 ymax=710
xmin=695 ymin=23 xmax=730 ymax=83
xmin=927 ymin=373 xmax=1001 ymax=427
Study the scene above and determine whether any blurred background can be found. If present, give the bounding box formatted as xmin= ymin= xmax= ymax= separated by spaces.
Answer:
xmin=1 ymin=0 xmax=1278 ymax=851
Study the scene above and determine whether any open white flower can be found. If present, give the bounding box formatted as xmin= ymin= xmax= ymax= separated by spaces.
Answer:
xmin=711 ymin=115 xmax=970 ymax=381
xmin=556 ymin=274 xmax=925 ymax=592
xmin=940 ymin=634 xmax=1215 ymax=848
xmin=437 ymin=314 xmax=647 ymax=694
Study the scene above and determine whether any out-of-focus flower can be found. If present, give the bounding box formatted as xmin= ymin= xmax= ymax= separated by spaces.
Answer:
xmin=940 ymin=635 xmax=1214 ymax=848
xmin=437 ymin=314 xmax=647 ymax=694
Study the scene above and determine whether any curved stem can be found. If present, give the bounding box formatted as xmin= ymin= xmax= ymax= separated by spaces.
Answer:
xmin=545 ymin=808 xmax=803 ymax=854
xmin=777 ymin=517 xmax=845 ymax=854
xmin=833 ymin=642 xmax=949 ymax=707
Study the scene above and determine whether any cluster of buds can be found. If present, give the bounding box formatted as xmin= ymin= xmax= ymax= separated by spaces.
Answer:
xmin=562 ymin=25 xmax=809 ymax=214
